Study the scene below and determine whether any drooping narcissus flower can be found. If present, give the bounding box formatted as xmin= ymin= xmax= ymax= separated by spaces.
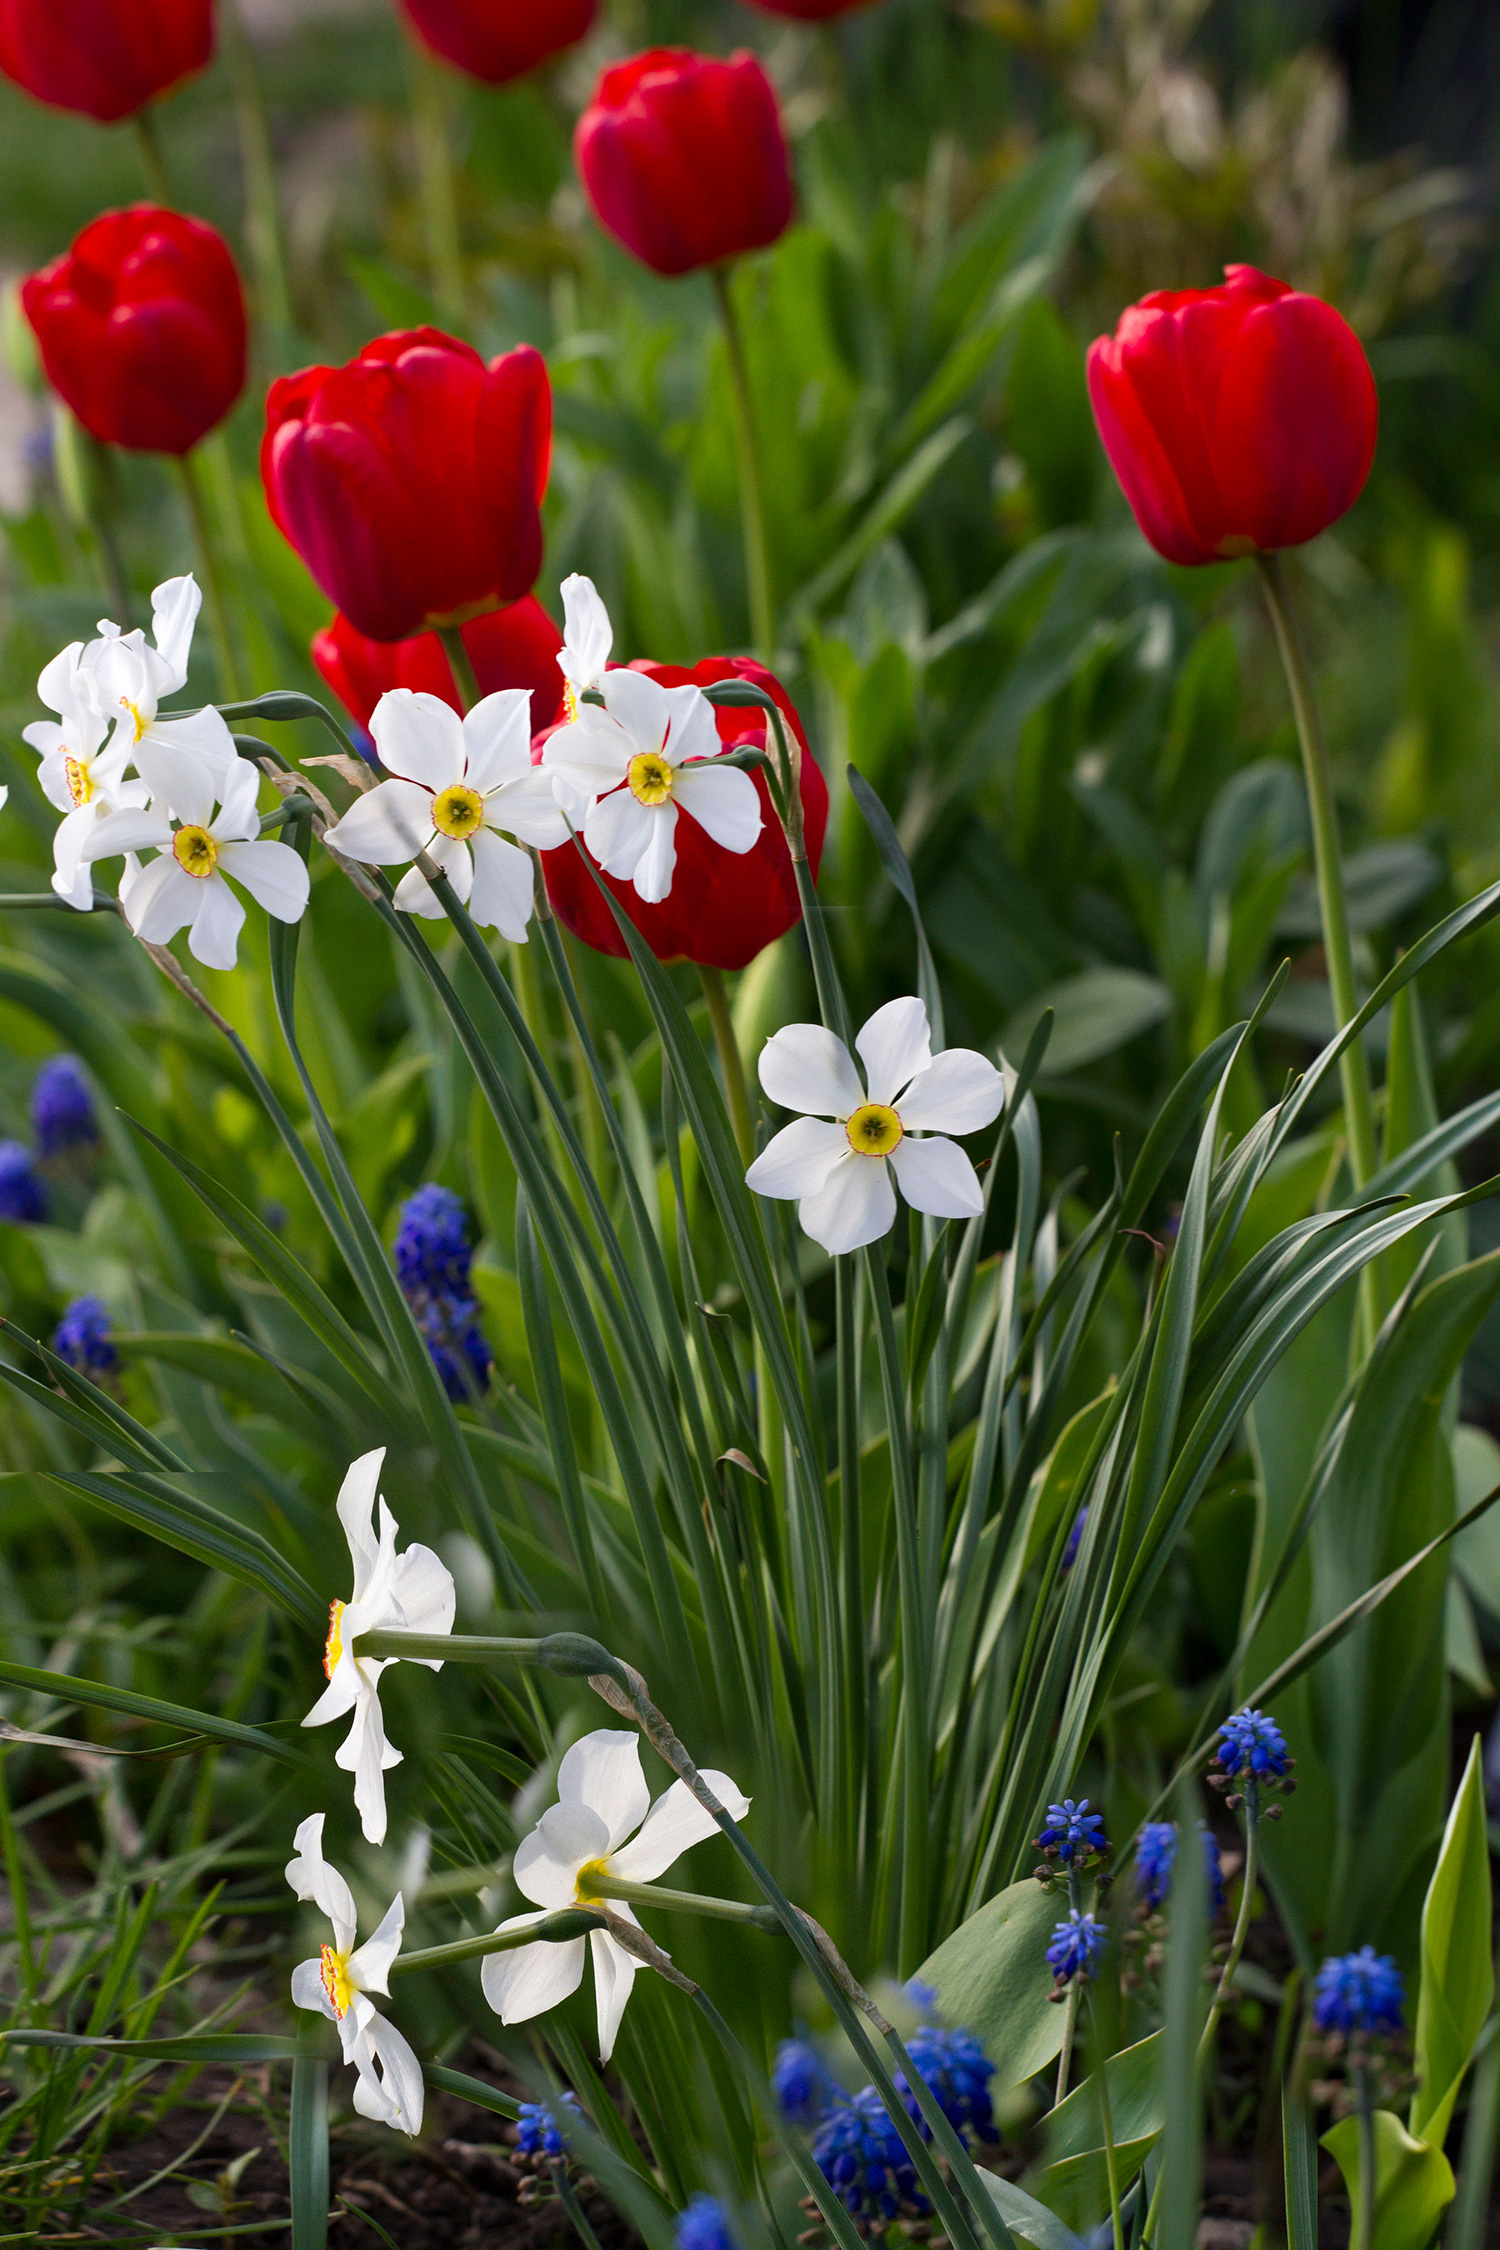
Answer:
xmin=323 ymin=686 xmax=566 ymax=938
xmin=23 ymin=206 xmax=246 ymax=456
xmin=1046 ymin=1908 xmax=1107 ymax=1987
xmin=0 ymin=0 xmax=212 ymax=122
xmin=31 ymin=1056 xmax=98 ymax=1158
xmin=398 ymin=0 xmax=594 ymax=84
xmin=0 ymin=1143 xmax=47 ymax=1224
xmin=53 ymin=1296 xmax=119 ymax=1384
xmin=746 ymin=997 xmax=1004 ymax=1256
xmin=262 ymin=330 xmax=551 ymax=644
xmin=311 ymin=598 xmax=566 ymax=739
xmin=481 ymin=1729 xmax=749 ymax=2061
xmin=285 ymin=1813 xmax=423 ymax=2134
xmin=393 ymin=1183 xmax=492 ymax=1403
xmin=1086 ymin=267 xmax=1378 ymax=566
xmin=575 ymin=48 xmax=793 ymax=278
xmin=300 ymin=1448 xmax=456 ymax=1845
xmin=1312 ymin=1947 xmax=1405 ymax=2037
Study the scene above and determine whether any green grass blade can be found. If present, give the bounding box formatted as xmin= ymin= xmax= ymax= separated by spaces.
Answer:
xmin=0 ymin=1657 xmax=307 ymax=1766
xmin=290 ymin=2050 xmax=330 ymax=2250
xmin=1282 ymin=2084 xmax=1319 ymax=2250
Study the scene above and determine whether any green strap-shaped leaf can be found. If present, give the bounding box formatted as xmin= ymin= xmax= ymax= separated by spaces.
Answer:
xmin=45 ymin=1465 xmax=321 ymax=1626
xmin=0 ymin=1654 xmax=307 ymax=1766
xmin=1283 ymin=2087 xmax=1319 ymax=2250
xmin=3 ymin=2028 xmax=319 ymax=2060
xmin=291 ymin=2047 xmax=331 ymax=2250
xmin=1412 ymin=1733 xmax=1494 ymax=2146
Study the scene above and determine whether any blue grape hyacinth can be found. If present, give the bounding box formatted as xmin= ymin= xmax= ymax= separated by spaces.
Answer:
xmin=1134 ymin=1821 xmax=1225 ymax=1914
xmin=896 ymin=2025 xmax=998 ymax=2147
xmin=1217 ymin=1708 xmax=1290 ymax=1781
xmin=1047 ymin=1908 xmax=1107 ymax=1986
xmin=53 ymin=1296 xmax=118 ymax=1385
xmin=812 ymin=2086 xmax=922 ymax=2219
xmin=1313 ymin=1948 xmax=1406 ymax=2037
xmin=675 ymin=2196 xmax=734 ymax=2250
xmin=516 ymin=2091 xmax=582 ymax=2160
xmin=772 ymin=2037 xmax=840 ymax=2125
xmin=0 ymin=1141 xmax=46 ymax=1224
xmin=1061 ymin=1504 xmax=1087 ymax=1573
xmin=1036 ymin=1797 xmax=1108 ymax=1865
xmin=31 ymin=1056 xmax=98 ymax=1158
xmin=394 ymin=1184 xmax=492 ymax=1402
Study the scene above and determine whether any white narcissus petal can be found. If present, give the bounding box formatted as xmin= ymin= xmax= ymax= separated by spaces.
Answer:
xmin=486 ymin=768 xmax=570 ymax=850
xmin=25 ymin=720 xmax=70 ymax=764
xmin=217 ymin=840 xmax=310 ymax=924
xmin=79 ymin=806 xmax=173 ymax=862
xmin=857 ymin=997 xmax=932 ymax=1107
xmin=150 ymin=573 xmax=201 ymax=688
xmin=467 ymin=828 xmax=535 ymax=941
xmin=336 ymin=1450 xmax=384 ymax=1601
xmin=598 ymin=665 xmax=672 ymax=752
xmin=301 ymin=1660 xmax=362 ymax=1730
xmin=758 ymin=1024 xmax=864 ymax=1120
xmin=591 ymin=1927 xmax=639 ymax=2063
xmin=798 ymin=1151 xmax=897 ymax=1257
xmin=630 ymin=803 xmax=678 ymax=903
xmin=325 ymin=779 xmax=436 ymax=867
xmin=353 ymin=2010 xmax=424 ymax=2136
xmin=481 ymin=1924 xmax=587 ymax=2024
xmin=558 ymin=1731 xmax=651 ymax=1849
xmin=370 ymin=689 xmax=467 ymax=792
xmin=147 ymin=705 xmax=237 ymax=781
xmin=746 ymin=1117 xmax=848 ymax=1201
xmin=208 ymin=756 xmax=263 ymax=842
xmin=186 ymin=875 xmax=246 ymax=972
xmin=672 ymin=763 xmax=761 ymax=854
xmin=658 ymin=683 xmax=720 ymax=769
xmin=584 ymin=787 xmax=654 ymax=880
xmin=129 ymin=859 xmax=201 ymax=945
xmin=386 ymin=1539 xmax=456 ymax=1659
xmin=392 ymin=832 xmax=471 ymax=918
xmin=889 ymin=1135 xmax=985 ymax=1221
xmin=133 ymin=737 xmax=217 ymax=829
xmin=348 ymin=1892 xmax=404 ymax=1996
xmin=514 ymin=1798 xmax=611 ymax=1908
xmin=893 ymin=1049 xmax=1004 ymax=1136
xmin=285 ymin=1813 xmax=358 ymax=1952
xmin=336 ymin=1686 xmax=401 ymax=1846
xmin=607 ymin=1772 xmax=750 ymax=1884
xmin=560 ymin=574 xmax=612 ymax=691
xmin=461 ymin=689 xmax=533 ymax=793
xmin=291 ymin=1956 xmax=335 ymax=2017
xmin=36 ymin=641 xmax=86 ymax=720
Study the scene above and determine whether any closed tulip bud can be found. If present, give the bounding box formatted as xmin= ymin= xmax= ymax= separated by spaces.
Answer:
xmin=262 ymin=330 xmax=551 ymax=644
xmin=541 ymin=655 xmax=828 ymax=973
xmin=575 ymin=48 xmax=793 ymax=279
xmin=0 ymin=0 xmax=211 ymax=121
xmin=312 ymin=598 xmax=566 ymax=735
xmin=1086 ymin=266 xmax=1378 ymax=567
xmin=23 ymin=206 xmax=246 ymax=457
xmin=397 ymin=0 xmax=594 ymax=85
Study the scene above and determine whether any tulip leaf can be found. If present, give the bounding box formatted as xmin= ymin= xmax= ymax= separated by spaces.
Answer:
xmin=1004 ymin=967 xmax=1172 ymax=1078
xmin=1027 ymin=2033 xmax=1164 ymax=2228
xmin=914 ymin=1879 xmax=1065 ymax=2089
xmin=981 ymin=2175 xmax=1088 ymax=2250
xmin=1411 ymin=1733 xmax=1494 ymax=2148
xmin=1322 ymin=2110 xmax=1454 ymax=2250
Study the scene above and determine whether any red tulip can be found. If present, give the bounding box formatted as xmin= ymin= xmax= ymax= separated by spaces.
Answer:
xmin=541 ymin=656 xmax=828 ymax=971
xmin=262 ymin=329 xmax=551 ymax=644
xmin=397 ymin=0 xmax=594 ymax=84
xmin=1086 ymin=265 xmax=1378 ymax=567
xmin=0 ymin=0 xmax=211 ymax=121
xmin=312 ymin=597 xmax=566 ymax=735
xmin=22 ymin=205 xmax=245 ymax=456
xmin=574 ymin=48 xmax=793 ymax=278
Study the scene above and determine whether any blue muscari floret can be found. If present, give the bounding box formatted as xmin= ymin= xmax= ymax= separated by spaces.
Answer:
xmin=896 ymin=2025 xmax=998 ymax=2147
xmin=772 ymin=2037 xmax=840 ymax=2126
xmin=53 ymin=1297 xmax=118 ymax=1384
xmin=904 ymin=1976 xmax=939 ymax=2014
xmin=1313 ymin=1948 xmax=1406 ymax=2036
xmin=1047 ymin=1909 xmax=1107 ymax=1985
xmin=0 ymin=1141 xmax=46 ymax=1224
xmin=812 ymin=2086 xmax=923 ymax=2219
xmin=1217 ymin=1707 xmax=1289 ymax=1779
xmin=394 ymin=1185 xmax=492 ymax=1401
xmin=675 ymin=2196 xmax=734 ymax=2250
xmin=31 ymin=1056 xmax=97 ymax=1158
xmin=516 ymin=2092 xmax=582 ymax=2159
xmin=1134 ymin=1822 xmax=1225 ymax=1914
xmin=1061 ymin=1505 xmax=1087 ymax=1573
xmin=1037 ymin=1797 xmax=1107 ymax=1863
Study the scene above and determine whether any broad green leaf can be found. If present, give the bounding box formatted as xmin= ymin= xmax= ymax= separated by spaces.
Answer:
xmin=915 ymin=1881 xmax=1065 ymax=2091
xmin=1322 ymin=2110 xmax=1453 ymax=2250
xmin=981 ymin=2175 xmax=1087 ymax=2250
xmin=1411 ymin=1734 xmax=1493 ymax=2146
xmin=1004 ymin=968 xmax=1171 ymax=1077
xmin=1028 ymin=2033 xmax=1163 ymax=2228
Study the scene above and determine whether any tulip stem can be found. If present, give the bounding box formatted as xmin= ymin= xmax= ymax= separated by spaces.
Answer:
xmin=438 ymin=625 xmax=481 ymax=713
xmin=133 ymin=110 xmax=172 ymax=203
xmin=406 ymin=40 xmax=468 ymax=327
xmin=711 ymin=266 xmax=775 ymax=666
xmin=219 ymin=0 xmax=294 ymax=338
xmin=698 ymin=965 xmax=755 ymax=1165
xmin=172 ymin=454 xmax=244 ymax=703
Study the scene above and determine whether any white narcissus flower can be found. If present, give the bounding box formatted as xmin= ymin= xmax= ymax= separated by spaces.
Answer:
xmin=285 ymin=1813 xmax=423 ymax=2136
xmin=746 ymin=997 xmax=1005 ymax=1256
xmin=301 ymin=1449 xmax=456 ymax=1847
xmin=481 ymin=1730 xmax=750 ymax=2062
xmin=557 ymin=573 xmax=613 ymax=719
xmin=79 ymin=574 xmax=237 ymax=793
xmin=542 ymin=668 xmax=761 ymax=906
xmin=322 ymin=688 xmax=567 ymax=938
xmin=79 ymin=756 xmax=309 ymax=973
xmin=23 ymin=643 xmax=149 ymax=910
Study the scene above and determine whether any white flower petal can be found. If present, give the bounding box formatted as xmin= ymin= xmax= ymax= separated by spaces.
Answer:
xmin=544 ymin=713 xmax=633 ymax=806
xmin=630 ymin=803 xmax=678 ymax=903
xmin=584 ymin=787 xmax=654 ymax=881
xmin=133 ymin=738 xmax=217 ymax=830
xmin=387 ymin=1539 xmax=456 ymax=1657
xmin=324 ymin=779 xmax=436 ymax=867
xmin=36 ymin=641 xmax=86 ymax=721
xmin=370 ymin=689 xmax=467 ymax=792
xmin=79 ymin=807 xmax=173 ymax=862
xmin=301 ymin=1660 xmax=362 ymax=1729
xmin=558 ymin=1730 xmax=650 ymax=1849
xmin=217 ymin=839 xmax=310 ymax=924
xmin=672 ymin=763 xmax=761 ymax=854
xmin=351 ymin=2008 xmax=424 ymax=2136
xmin=392 ymin=832 xmax=471 ymax=918
xmin=658 ymin=683 xmax=720 ymax=769
xmin=186 ymin=874 xmax=245 ymax=972
xmin=128 ymin=858 xmax=200 ymax=945
xmin=285 ymin=1813 xmax=358 ymax=1953
xmin=893 ymin=1048 xmax=1005 ymax=1136
xmin=467 ymin=827 xmax=535 ymax=941
xmin=757 ymin=1024 xmax=863 ymax=1120
xmin=607 ymin=1772 xmax=750 ymax=1884
xmin=481 ymin=1924 xmax=587 ymax=2024
xmin=150 ymin=574 xmax=201 ymax=689
xmin=798 ymin=1151 xmax=897 ymax=1256
xmin=462 ymin=690 xmax=533 ymax=794
xmin=147 ymin=704 xmax=237 ymax=782
xmin=335 ymin=1685 xmax=400 ymax=1846
xmin=598 ymin=666 xmax=672 ymax=752
xmin=291 ymin=1956 xmax=336 ymax=2017
xmin=856 ymin=998 xmax=932 ymax=1107
xmin=745 ymin=1116 xmax=848 ymax=1200
xmin=591 ymin=1928 xmax=639 ymax=2063
xmin=889 ymin=1134 xmax=985 ymax=1220
xmin=560 ymin=574 xmax=612 ymax=691
xmin=514 ymin=1798 xmax=611 ymax=1908
xmin=207 ymin=755 xmax=262 ymax=842
xmin=336 ymin=1450 xmax=385 ymax=1601
xmin=486 ymin=767 xmax=570 ymax=850
xmin=349 ymin=1891 xmax=405 ymax=1996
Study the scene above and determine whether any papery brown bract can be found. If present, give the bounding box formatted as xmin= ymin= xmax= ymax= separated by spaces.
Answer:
xmin=540 ymin=656 xmax=828 ymax=972
xmin=1086 ymin=265 xmax=1378 ymax=566
xmin=23 ymin=205 xmax=245 ymax=456
xmin=312 ymin=598 xmax=566 ymax=735
xmin=397 ymin=0 xmax=595 ymax=84
xmin=574 ymin=48 xmax=793 ymax=279
xmin=261 ymin=330 xmax=551 ymax=643
xmin=0 ymin=0 xmax=211 ymax=120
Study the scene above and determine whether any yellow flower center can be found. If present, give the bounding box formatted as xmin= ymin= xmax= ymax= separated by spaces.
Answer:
xmin=845 ymin=1103 xmax=903 ymax=1158
xmin=323 ymin=1599 xmax=345 ymax=1680
xmin=64 ymin=756 xmax=95 ymax=808
xmin=173 ymin=825 xmax=218 ymax=879
xmin=563 ymin=681 xmax=580 ymax=723
xmin=574 ymin=1857 xmax=609 ymax=1900
xmin=627 ymin=750 xmax=674 ymax=807
xmin=320 ymin=1943 xmax=354 ymax=2018
xmin=120 ymin=698 xmax=148 ymax=745
xmin=432 ymin=783 xmax=486 ymax=840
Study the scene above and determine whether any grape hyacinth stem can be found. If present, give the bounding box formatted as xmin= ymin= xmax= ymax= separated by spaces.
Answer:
xmin=1055 ymin=1864 xmax=1084 ymax=2106
xmin=1199 ymin=1782 xmax=1259 ymax=2068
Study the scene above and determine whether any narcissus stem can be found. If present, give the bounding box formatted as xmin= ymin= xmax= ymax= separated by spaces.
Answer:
xmin=711 ymin=266 xmax=775 ymax=665
xmin=133 ymin=109 xmax=171 ymax=202
xmin=173 ymin=454 xmax=244 ymax=702
xmin=407 ymin=41 xmax=467 ymax=327
xmin=698 ymin=964 xmax=755 ymax=1164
